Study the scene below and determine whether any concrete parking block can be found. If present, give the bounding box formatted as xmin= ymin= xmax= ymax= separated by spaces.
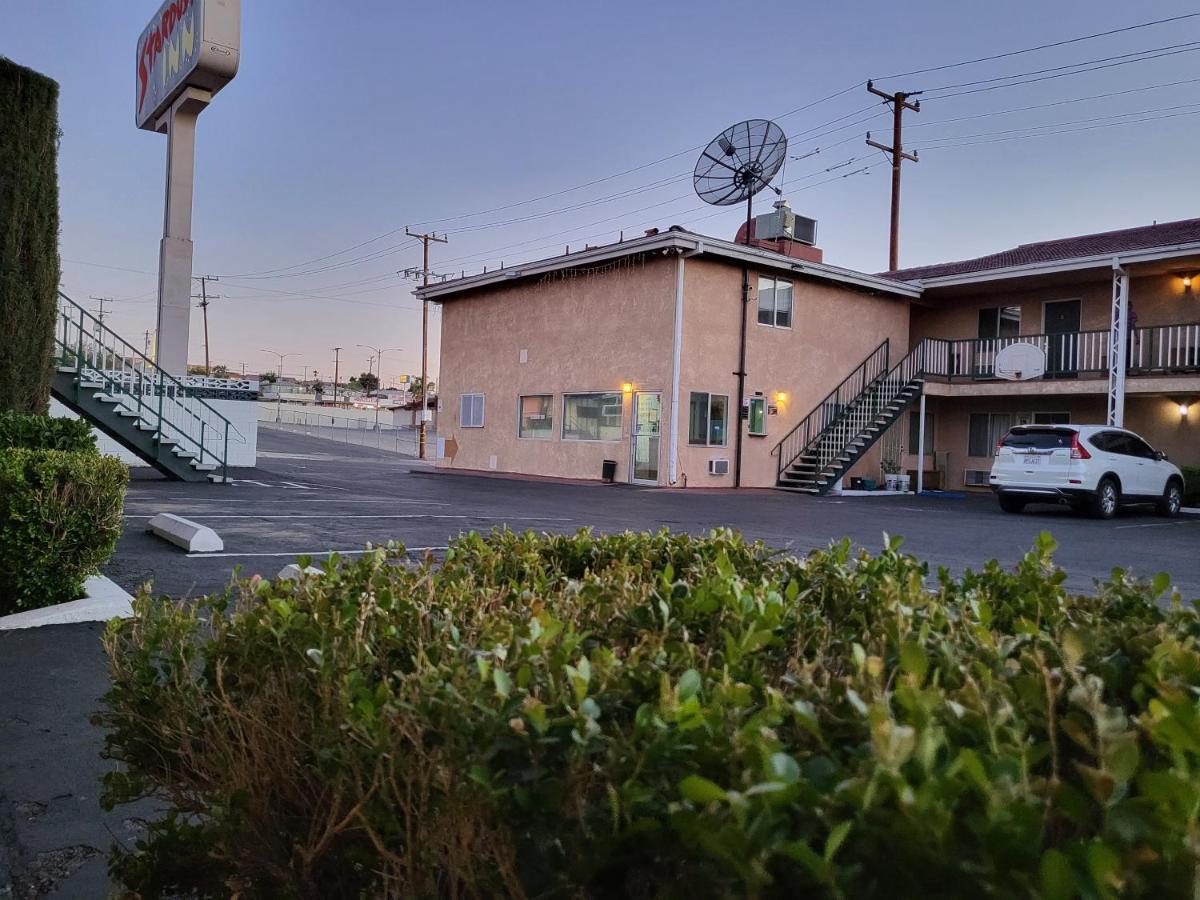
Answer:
xmin=147 ymin=513 xmax=224 ymax=552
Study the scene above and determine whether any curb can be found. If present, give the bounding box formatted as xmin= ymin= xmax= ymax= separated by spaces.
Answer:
xmin=0 ymin=575 xmax=134 ymax=631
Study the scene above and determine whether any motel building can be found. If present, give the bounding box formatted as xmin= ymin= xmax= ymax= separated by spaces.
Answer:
xmin=419 ymin=209 xmax=1200 ymax=494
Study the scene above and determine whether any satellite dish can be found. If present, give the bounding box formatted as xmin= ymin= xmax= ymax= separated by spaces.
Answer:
xmin=693 ymin=119 xmax=788 ymax=208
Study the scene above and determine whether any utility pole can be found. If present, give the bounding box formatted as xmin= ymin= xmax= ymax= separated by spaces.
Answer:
xmin=143 ymin=330 xmax=153 ymax=358
xmin=89 ymin=296 xmax=111 ymax=339
xmin=332 ymin=347 xmax=343 ymax=407
xmin=191 ymin=275 xmax=219 ymax=376
xmin=865 ymin=80 xmax=921 ymax=271
xmin=404 ymin=228 xmax=448 ymax=460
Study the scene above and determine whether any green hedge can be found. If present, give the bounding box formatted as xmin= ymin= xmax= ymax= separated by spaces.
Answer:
xmin=1181 ymin=465 xmax=1200 ymax=507
xmin=0 ymin=410 xmax=95 ymax=452
xmin=0 ymin=448 xmax=127 ymax=613
xmin=98 ymin=529 xmax=1200 ymax=898
xmin=0 ymin=58 xmax=60 ymax=414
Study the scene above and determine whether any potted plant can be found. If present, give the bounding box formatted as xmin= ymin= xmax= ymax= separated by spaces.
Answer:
xmin=881 ymin=455 xmax=901 ymax=491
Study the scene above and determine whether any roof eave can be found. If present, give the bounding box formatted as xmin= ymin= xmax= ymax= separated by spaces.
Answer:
xmin=414 ymin=230 xmax=921 ymax=301
xmin=911 ymin=240 xmax=1200 ymax=289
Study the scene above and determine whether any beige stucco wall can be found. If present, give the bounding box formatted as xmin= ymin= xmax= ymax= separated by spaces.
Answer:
xmin=903 ymin=391 xmax=1199 ymax=492
xmin=437 ymin=252 xmax=912 ymax=487
xmin=436 ymin=256 xmax=676 ymax=482
xmin=674 ymin=258 xmax=910 ymax=488
xmin=911 ymin=271 xmax=1198 ymax=344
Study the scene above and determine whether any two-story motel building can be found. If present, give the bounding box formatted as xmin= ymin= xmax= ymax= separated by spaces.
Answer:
xmin=419 ymin=214 xmax=1200 ymax=494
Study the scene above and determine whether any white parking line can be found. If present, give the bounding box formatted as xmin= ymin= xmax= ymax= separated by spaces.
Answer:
xmin=1114 ymin=521 xmax=1192 ymax=529
xmin=185 ymin=547 xmax=449 ymax=559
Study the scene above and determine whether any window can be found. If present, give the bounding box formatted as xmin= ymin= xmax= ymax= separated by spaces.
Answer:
xmin=757 ymin=276 xmax=793 ymax=328
xmin=562 ymin=392 xmax=622 ymax=441
xmin=460 ymin=393 xmax=485 ymax=428
xmin=1032 ymin=412 xmax=1070 ymax=425
xmin=968 ymin=412 xmax=1012 ymax=457
xmin=688 ymin=392 xmax=728 ymax=446
xmin=1000 ymin=428 xmax=1073 ymax=450
xmin=518 ymin=394 xmax=553 ymax=439
xmin=907 ymin=410 xmax=934 ymax=455
xmin=1123 ymin=434 xmax=1156 ymax=459
xmin=978 ymin=306 xmax=1021 ymax=339
xmin=747 ymin=396 xmax=767 ymax=436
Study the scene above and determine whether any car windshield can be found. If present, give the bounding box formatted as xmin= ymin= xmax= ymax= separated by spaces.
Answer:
xmin=1001 ymin=428 xmax=1074 ymax=450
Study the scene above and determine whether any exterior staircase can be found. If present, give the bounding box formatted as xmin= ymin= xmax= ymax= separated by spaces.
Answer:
xmin=51 ymin=291 xmax=233 ymax=482
xmin=774 ymin=339 xmax=938 ymax=494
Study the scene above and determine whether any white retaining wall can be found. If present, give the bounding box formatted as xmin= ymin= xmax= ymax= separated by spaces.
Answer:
xmin=50 ymin=397 xmax=258 ymax=468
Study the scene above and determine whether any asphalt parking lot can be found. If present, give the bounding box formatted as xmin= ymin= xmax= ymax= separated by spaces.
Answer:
xmin=3 ymin=428 xmax=1198 ymax=896
xmin=107 ymin=428 xmax=1200 ymax=599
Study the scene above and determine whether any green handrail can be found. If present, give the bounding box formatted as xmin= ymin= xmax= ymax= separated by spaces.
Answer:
xmin=55 ymin=290 xmax=236 ymax=478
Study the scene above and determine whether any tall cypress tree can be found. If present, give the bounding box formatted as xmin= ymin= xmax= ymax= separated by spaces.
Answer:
xmin=0 ymin=57 xmax=60 ymax=414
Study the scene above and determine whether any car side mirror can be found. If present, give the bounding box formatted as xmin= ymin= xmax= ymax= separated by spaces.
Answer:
xmin=1155 ymin=450 xmax=1167 ymax=461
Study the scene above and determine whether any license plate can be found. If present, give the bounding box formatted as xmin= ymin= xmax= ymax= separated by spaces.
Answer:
xmin=1024 ymin=454 xmax=1041 ymax=466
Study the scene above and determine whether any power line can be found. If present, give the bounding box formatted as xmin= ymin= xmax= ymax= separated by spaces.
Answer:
xmin=924 ymin=42 xmax=1200 ymax=101
xmin=876 ymin=12 xmax=1200 ymax=79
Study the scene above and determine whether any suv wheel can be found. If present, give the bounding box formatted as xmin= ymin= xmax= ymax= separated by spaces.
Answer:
xmin=1090 ymin=477 xmax=1119 ymax=520
xmin=1157 ymin=480 xmax=1183 ymax=518
xmin=998 ymin=496 xmax=1026 ymax=514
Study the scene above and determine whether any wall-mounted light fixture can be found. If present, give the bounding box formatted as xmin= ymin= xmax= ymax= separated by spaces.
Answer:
xmin=774 ymin=390 xmax=788 ymax=403
xmin=1181 ymin=401 xmax=1191 ymax=420
xmin=1184 ymin=275 xmax=1193 ymax=296
xmin=621 ymin=382 xmax=634 ymax=394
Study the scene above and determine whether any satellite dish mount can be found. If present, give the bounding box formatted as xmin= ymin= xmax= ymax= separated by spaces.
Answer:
xmin=693 ymin=119 xmax=788 ymax=247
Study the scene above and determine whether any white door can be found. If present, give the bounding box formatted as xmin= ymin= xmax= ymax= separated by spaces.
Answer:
xmin=630 ymin=392 xmax=661 ymax=485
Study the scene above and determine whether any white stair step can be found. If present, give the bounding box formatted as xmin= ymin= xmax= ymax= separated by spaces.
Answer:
xmin=190 ymin=461 xmax=218 ymax=472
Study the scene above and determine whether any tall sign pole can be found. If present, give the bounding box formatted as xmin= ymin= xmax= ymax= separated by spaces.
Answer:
xmin=405 ymin=229 xmax=448 ymax=460
xmin=137 ymin=0 xmax=240 ymax=375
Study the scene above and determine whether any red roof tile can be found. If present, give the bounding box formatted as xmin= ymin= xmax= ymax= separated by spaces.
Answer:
xmin=882 ymin=217 xmax=1200 ymax=282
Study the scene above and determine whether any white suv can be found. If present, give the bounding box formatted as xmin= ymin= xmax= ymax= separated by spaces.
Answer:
xmin=989 ymin=424 xmax=1184 ymax=519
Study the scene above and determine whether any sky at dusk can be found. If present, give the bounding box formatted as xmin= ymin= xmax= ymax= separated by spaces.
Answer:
xmin=4 ymin=1 xmax=1200 ymax=384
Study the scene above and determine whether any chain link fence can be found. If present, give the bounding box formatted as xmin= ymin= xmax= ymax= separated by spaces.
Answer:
xmin=257 ymin=403 xmax=426 ymax=457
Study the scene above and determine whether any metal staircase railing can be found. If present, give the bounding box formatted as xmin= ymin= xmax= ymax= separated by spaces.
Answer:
xmin=53 ymin=290 xmax=233 ymax=481
xmin=773 ymin=338 xmax=890 ymax=482
xmin=774 ymin=338 xmax=950 ymax=489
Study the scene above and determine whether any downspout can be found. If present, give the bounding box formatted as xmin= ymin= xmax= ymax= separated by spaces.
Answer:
xmin=734 ymin=265 xmax=749 ymax=488
xmin=668 ymin=241 xmax=703 ymax=485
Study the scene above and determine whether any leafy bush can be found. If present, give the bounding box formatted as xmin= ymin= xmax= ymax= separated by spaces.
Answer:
xmin=99 ymin=529 xmax=1200 ymax=899
xmin=1181 ymin=465 xmax=1200 ymax=507
xmin=0 ymin=448 xmax=127 ymax=613
xmin=0 ymin=410 xmax=96 ymax=452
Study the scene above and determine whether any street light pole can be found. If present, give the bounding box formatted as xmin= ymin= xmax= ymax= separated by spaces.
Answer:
xmin=357 ymin=343 xmax=402 ymax=430
xmin=261 ymin=348 xmax=298 ymax=423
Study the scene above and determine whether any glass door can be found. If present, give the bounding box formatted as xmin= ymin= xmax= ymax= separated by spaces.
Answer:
xmin=630 ymin=392 xmax=661 ymax=484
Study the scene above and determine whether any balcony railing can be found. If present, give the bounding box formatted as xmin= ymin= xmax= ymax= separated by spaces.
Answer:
xmin=938 ymin=322 xmax=1200 ymax=381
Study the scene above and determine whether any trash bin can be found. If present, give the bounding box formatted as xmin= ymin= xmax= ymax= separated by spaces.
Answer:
xmin=862 ymin=478 xmax=877 ymax=491
xmin=601 ymin=459 xmax=617 ymax=483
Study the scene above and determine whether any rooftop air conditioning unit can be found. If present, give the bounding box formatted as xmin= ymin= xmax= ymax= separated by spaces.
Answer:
xmin=708 ymin=458 xmax=730 ymax=476
xmin=964 ymin=469 xmax=991 ymax=487
xmin=791 ymin=214 xmax=818 ymax=246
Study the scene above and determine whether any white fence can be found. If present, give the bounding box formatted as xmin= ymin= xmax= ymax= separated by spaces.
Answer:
xmin=257 ymin=403 xmax=424 ymax=456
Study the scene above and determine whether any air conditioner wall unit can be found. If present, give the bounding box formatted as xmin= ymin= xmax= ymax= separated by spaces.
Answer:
xmin=708 ymin=458 xmax=730 ymax=476
xmin=964 ymin=469 xmax=991 ymax=487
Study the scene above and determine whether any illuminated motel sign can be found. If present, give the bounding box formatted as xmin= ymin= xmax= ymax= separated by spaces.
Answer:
xmin=136 ymin=0 xmax=239 ymax=374
xmin=136 ymin=0 xmax=239 ymax=132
